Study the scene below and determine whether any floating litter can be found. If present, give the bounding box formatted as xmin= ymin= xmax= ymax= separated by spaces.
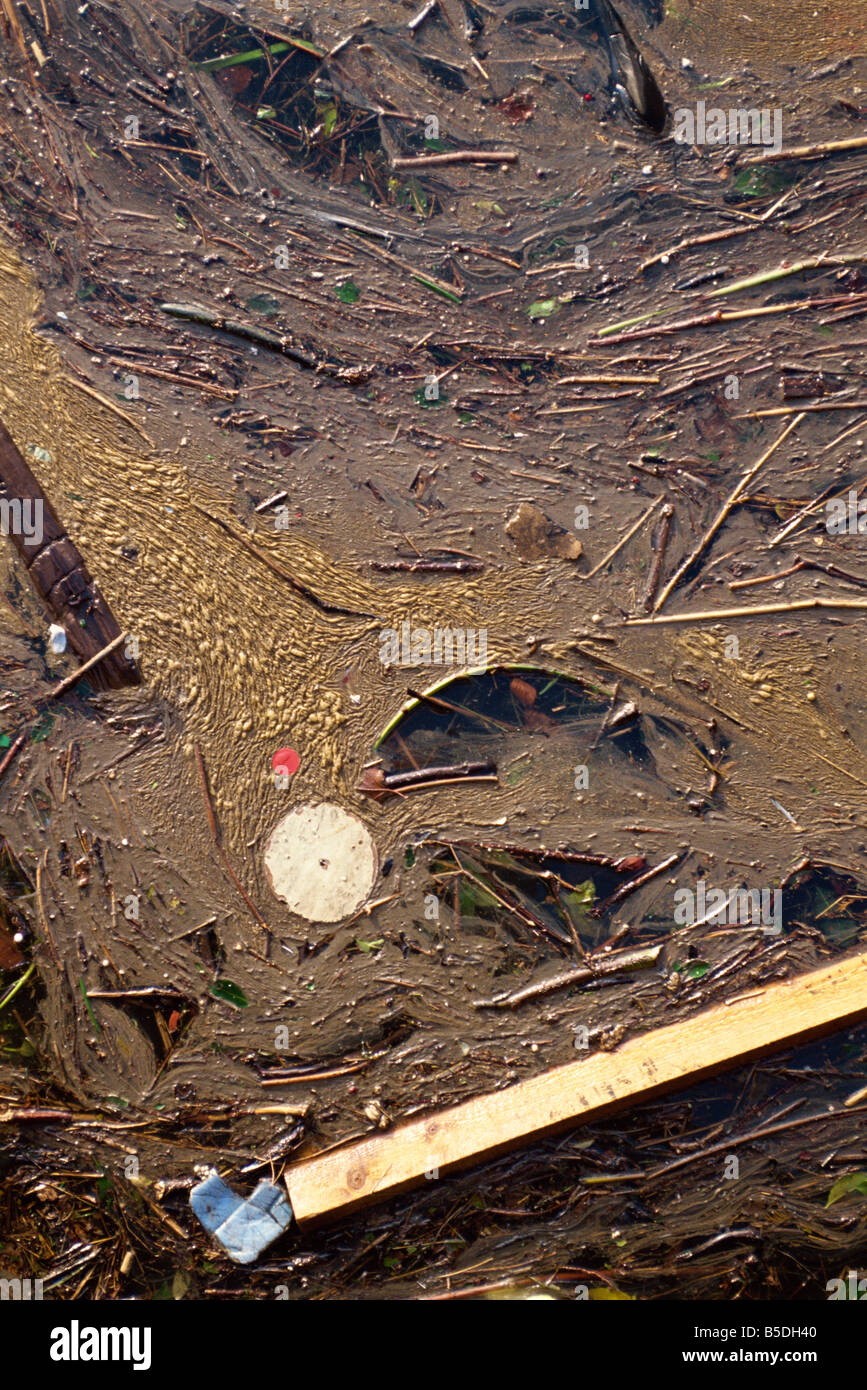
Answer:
xmin=264 ymin=801 xmax=377 ymax=923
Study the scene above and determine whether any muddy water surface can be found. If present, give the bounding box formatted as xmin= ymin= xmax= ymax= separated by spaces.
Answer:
xmin=0 ymin=0 xmax=865 ymax=1294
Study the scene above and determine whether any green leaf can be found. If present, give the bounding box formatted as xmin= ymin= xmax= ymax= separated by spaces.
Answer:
xmin=335 ymin=278 xmax=360 ymax=304
xmin=561 ymin=881 xmax=595 ymax=920
xmin=209 ymin=979 xmax=248 ymax=1009
xmin=826 ymin=1172 xmax=867 ymax=1207
xmin=526 ymin=298 xmax=559 ymax=320
xmin=820 ymin=916 xmax=861 ymax=947
xmin=459 ymin=877 xmax=500 ymax=913
xmin=412 ymin=274 xmax=461 ymax=303
xmin=322 ymin=102 xmax=338 ymax=137
xmin=196 ymin=41 xmax=292 ymax=72
xmin=79 ymin=979 xmax=101 ymax=1032
xmin=733 ymin=166 xmax=790 ymax=199
xmin=589 ymin=1285 xmax=634 ymax=1300
xmin=397 ymin=178 xmax=427 ymax=218
xmin=355 ymin=937 xmax=384 ymax=954
xmin=256 ymin=106 xmax=277 ymax=121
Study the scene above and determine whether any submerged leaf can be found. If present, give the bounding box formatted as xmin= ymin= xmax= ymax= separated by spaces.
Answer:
xmin=246 ymin=293 xmax=280 ymax=316
xmin=355 ymin=937 xmax=384 ymax=954
xmin=335 ymin=279 xmax=360 ymax=304
xmin=826 ymin=1172 xmax=867 ymax=1208
xmin=210 ymin=979 xmax=248 ymax=1009
xmin=526 ymin=298 xmax=559 ymax=320
xmin=459 ymin=877 xmax=500 ymax=913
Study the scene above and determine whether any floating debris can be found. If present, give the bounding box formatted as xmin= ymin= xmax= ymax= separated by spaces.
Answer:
xmin=190 ymin=1172 xmax=293 ymax=1264
xmin=505 ymin=502 xmax=583 ymax=561
xmin=264 ymin=803 xmax=378 ymax=921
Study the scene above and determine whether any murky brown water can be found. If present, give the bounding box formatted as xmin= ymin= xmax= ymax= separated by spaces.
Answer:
xmin=662 ymin=0 xmax=867 ymax=72
xmin=1 ymin=0 xmax=866 ymax=1297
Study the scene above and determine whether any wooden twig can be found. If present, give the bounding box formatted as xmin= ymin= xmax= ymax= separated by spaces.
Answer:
xmin=596 ymin=853 xmax=681 ymax=913
xmin=584 ymin=495 xmax=664 ymax=579
xmin=359 ymin=761 xmax=497 ymax=799
xmin=195 ymin=742 xmax=271 ymax=935
xmin=595 ymin=309 xmax=722 ymax=342
xmin=639 ymin=225 xmax=758 ymax=275
xmin=254 ymin=491 xmax=288 ymax=513
xmin=653 ymin=414 xmax=804 ymax=611
xmin=767 ymin=481 xmax=845 ymax=548
xmin=370 ymin=557 xmax=484 ymax=573
xmin=65 ymin=377 xmax=155 ymax=447
xmin=159 ymin=303 xmax=371 ymax=384
xmin=404 ymin=686 xmax=512 ymax=732
xmin=647 ymin=1102 xmax=867 ymax=1181
xmin=739 ymin=135 xmax=867 ymax=164
xmin=106 ymin=355 xmax=237 ymax=402
xmin=407 ymin=0 xmax=438 ymax=31
xmin=191 ymin=504 xmax=375 ymax=619
xmin=707 ymin=252 xmax=867 ymax=300
xmin=730 ymin=558 xmax=867 ymax=591
xmin=472 ymin=943 xmax=663 ymax=1009
xmin=592 ymin=296 xmax=863 ymax=346
xmin=0 ymin=732 xmax=26 ymax=783
xmin=642 ymin=503 xmax=674 ymax=612
xmin=0 ymin=1108 xmax=78 ymax=1123
xmin=623 ymin=597 xmax=867 ymax=626
xmin=392 ymin=151 xmax=517 ymax=169
xmin=450 ymin=853 xmax=572 ymax=948
xmin=49 ymin=633 xmax=128 ymax=700
xmin=557 ymin=373 xmax=660 ymax=386
xmin=740 ymin=401 xmax=867 ymax=417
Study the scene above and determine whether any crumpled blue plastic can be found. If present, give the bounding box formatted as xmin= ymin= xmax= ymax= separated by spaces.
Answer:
xmin=190 ymin=1171 xmax=293 ymax=1264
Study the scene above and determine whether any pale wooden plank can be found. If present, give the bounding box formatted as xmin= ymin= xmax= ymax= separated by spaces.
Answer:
xmin=287 ymin=952 xmax=867 ymax=1226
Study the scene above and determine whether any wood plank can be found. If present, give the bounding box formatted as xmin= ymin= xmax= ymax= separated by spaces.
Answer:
xmin=286 ymin=951 xmax=867 ymax=1226
xmin=0 ymin=416 xmax=141 ymax=690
